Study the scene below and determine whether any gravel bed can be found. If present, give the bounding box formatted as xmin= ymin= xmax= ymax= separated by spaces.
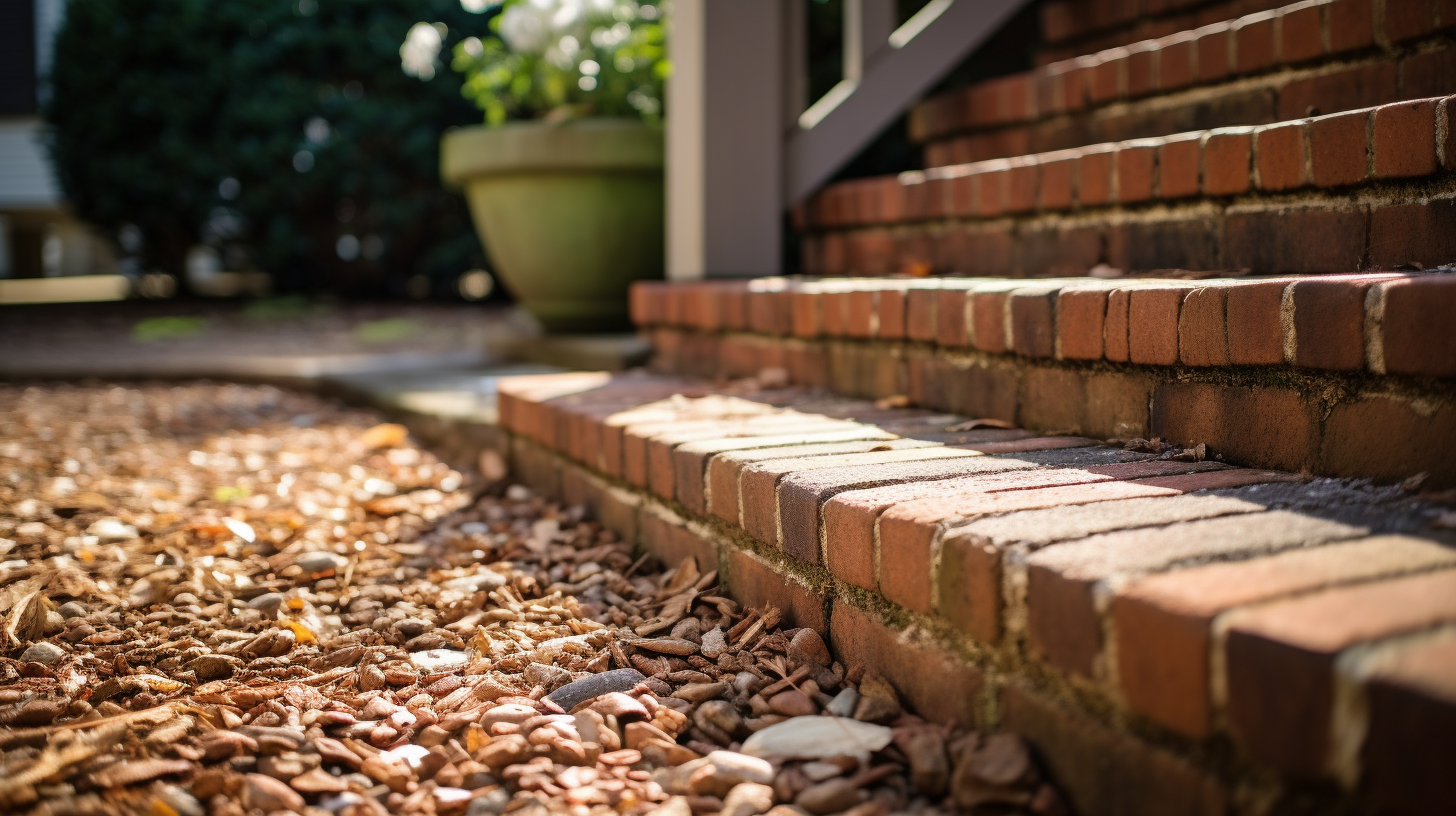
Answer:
xmin=0 ymin=383 xmax=1064 ymax=816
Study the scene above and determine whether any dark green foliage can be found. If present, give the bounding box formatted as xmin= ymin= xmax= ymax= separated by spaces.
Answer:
xmin=45 ymin=0 xmax=490 ymax=295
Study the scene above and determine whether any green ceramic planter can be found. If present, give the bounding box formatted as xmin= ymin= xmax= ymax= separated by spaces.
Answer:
xmin=441 ymin=119 xmax=664 ymax=332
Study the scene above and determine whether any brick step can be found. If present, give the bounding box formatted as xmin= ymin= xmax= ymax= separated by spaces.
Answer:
xmin=1036 ymin=0 xmax=1292 ymax=65
xmin=496 ymin=369 xmax=1456 ymax=816
xmin=801 ymin=95 xmax=1455 ymax=277
xmin=912 ymin=0 xmax=1455 ymax=166
xmin=631 ymin=272 xmax=1456 ymax=486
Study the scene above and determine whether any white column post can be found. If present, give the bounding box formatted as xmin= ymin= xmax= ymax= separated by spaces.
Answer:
xmin=666 ymin=0 xmax=784 ymax=280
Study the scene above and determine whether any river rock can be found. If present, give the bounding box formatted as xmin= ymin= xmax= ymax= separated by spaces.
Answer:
xmin=720 ymin=782 xmax=776 ymax=816
xmin=295 ymin=551 xmax=348 ymax=574
xmin=21 ymin=641 xmax=65 ymax=666
xmin=787 ymin=629 xmax=831 ymax=667
xmin=242 ymin=773 xmax=305 ymax=812
xmin=86 ymin=517 xmax=137 ymax=542
xmin=768 ymin=690 xmax=817 ymax=717
xmin=741 ymin=716 xmax=892 ymax=762
xmin=545 ymin=668 xmax=647 ymax=711
xmin=795 ymin=778 xmax=862 ymax=814
xmin=409 ymin=648 xmax=469 ymax=673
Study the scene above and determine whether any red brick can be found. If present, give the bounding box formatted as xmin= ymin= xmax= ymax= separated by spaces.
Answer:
xmin=639 ymin=507 xmax=717 ymax=572
xmin=1225 ymin=570 xmax=1456 ymax=776
xmin=1039 ymin=151 xmax=1079 ymax=209
xmin=1089 ymin=50 xmax=1127 ymax=104
xmin=976 ymin=165 xmax=1009 ymax=217
xmin=724 ymin=547 xmax=826 ymax=632
xmin=1127 ymin=286 xmax=1188 ymax=366
xmin=1157 ymin=133 xmax=1202 ymax=199
xmin=1368 ymin=197 xmax=1456 ymax=270
xmin=1320 ymin=396 xmax=1456 ymax=486
xmin=1057 ymin=286 xmax=1110 ymax=360
xmin=1203 ymin=129 xmax=1253 ymax=195
xmin=1383 ymin=0 xmax=1436 ymax=41
xmin=1290 ymin=275 xmax=1389 ymax=370
xmin=1328 ymin=0 xmax=1376 ymax=52
xmin=1178 ymin=286 xmax=1230 ymax=366
xmin=968 ymin=288 xmax=1010 ymax=353
xmin=1115 ymin=141 xmax=1157 ymax=203
xmin=1151 ymin=383 xmax=1318 ymax=472
xmin=845 ymin=289 xmax=877 ymax=338
xmin=1019 ymin=368 xmax=1088 ymax=433
xmin=1195 ymin=24 xmax=1233 ymax=82
xmin=1126 ymin=43 xmax=1157 ymax=97
xmin=1233 ymin=13 xmax=1277 ymax=74
xmin=905 ymin=287 xmax=939 ymax=343
xmin=1018 ymin=223 xmax=1104 ymax=277
xmin=1277 ymin=61 xmax=1398 ymax=120
xmin=1103 ymin=289 xmax=1132 ymax=362
xmin=775 ymin=453 xmax=1021 ymax=565
xmin=790 ymin=288 xmax=821 ymax=339
xmin=630 ymin=281 xmax=666 ymax=326
xmin=877 ymin=284 xmax=912 ymax=340
xmin=1308 ymin=109 xmax=1370 ymax=187
xmin=1005 ymin=157 xmax=1039 ymax=213
xmin=1375 ymin=274 xmax=1456 ymax=376
xmin=1225 ymin=205 xmax=1368 ymax=274
xmin=1255 ymin=121 xmax=1307 ymax=190
xmin=1401 ymin=44 xmax=1456 ymax=99
xmin=1362 ymin=631 xmax=1456 ymax=816
xmin=1279 ymin=2 xmax=1325 ymax=63
xmin=880 ymin=465 xmax=1268 ymax=618
xmin=1078 ymin=147 xmax=1116 ymax=206
xmin=1115 ymin=535 xmax=1456 ymax=737
xmin=999 ymin=683 xmax=1229 ymax=816
xmin=935 ymin=287 xmax=970 ymax=347
xmin=746 ymin=281 xmax=793 ymax=335
xmin=1028 ymin=502 xmax=1353 ymax=678
xmin=829 ymin=600 xmax=983 ymax=726
xmin=1158 ymin=32 xmax=1197 ymax=90
xmin=1008 ymin=285 xmax=1060 ymax=358
xmin=1373 ymin=98 xmax=1438 ymax=178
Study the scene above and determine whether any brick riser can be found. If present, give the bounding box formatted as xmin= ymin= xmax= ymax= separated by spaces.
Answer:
xmin=631 ymin=273 xmax=1456 ymax=487
xmin=912 ymin=0 xmax=1455 ymax=166
xmin=799 ymin=95 xmax=1456 ymax=278
xmin=495 ymin=370 xmax=1456 ymax=816
xmin=1036 ymin=0 xmax=1294 ymax=65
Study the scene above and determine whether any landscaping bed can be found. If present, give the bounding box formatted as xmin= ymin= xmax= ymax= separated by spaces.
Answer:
xmin=0 ymin=383 xmax=1063 ymax=816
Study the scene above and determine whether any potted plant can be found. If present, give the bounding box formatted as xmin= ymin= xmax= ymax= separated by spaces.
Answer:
xmin=414 ymin=0 xmax=668 ymax=332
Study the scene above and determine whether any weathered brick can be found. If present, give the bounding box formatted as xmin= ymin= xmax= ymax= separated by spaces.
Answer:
xmin=1196 ymin=24 xmax=1233 ymax=83
xmin=1279 ymin=2 xmax=1325 ymax=63
xmin=1375 ymin=274 xmax=1456 ymax=377
xmin=1277 ymin=61 xmax=1398 ymax=120
xmin=774 ymin=453 xmax=1025 ymax=565
xmin=1078 ymin=146 xmax=1116 ymax=206
xmin=1157 ymin=132 xmax=1203 ymax=198
xmin=1028 ymin=506 xmax=1360 ymax=677
xmin=1224 ymin=570 xmax=1456 ymax=776
xmin=1224 ymin=279 xmax=1291 ymax=365
xmin=1307 ymin=108 xmax=1370 ymax=187
xmin=830 ymin=600 xmax=983 ymax=726
xmin=941 ymin=492 xmax=1264 ymax=642
xmin=1106 ymin=213 xmax=1221 ymax=273
xmin=1367 ymin=197 xmax=1456 ymax=269
xmin=1020 ymin=368 xmax=1088 ymax=433
xmin=1039 ymin=150 xmax=1079 ymax=209
xmin=1225 ymin=205 xmax=1368 ymax=274
xmin=672 ymin=426 xmax=894 ymax=515
xmin=1290 ymin=275 xmax=1389 ymax=370
xmin=906 ymin=286 xmax=939 ymax=343
xmin=1255 ymin=120 xmax=1307 ymax=190
xmin=1383 ymin=0 xmax=1436 ymax=41
xmin=1362 ymin=630 xmax=1456 ymax=816
xmin=999 ymin=683 xmax=1229 ymax=816
xmin=1115 ymin=141 xmax=1157 ymax=203
xmin=1327 ymin=0 xmax=1376 ymax=52
xmin=1084 ymin=371 xmax=1153 ymax=439
xmin=1321 ymin=396 xmax=1456 ymax=487
xmin=1056 ymin=285 xmax=1110 ymax=360
xmin=1203 ymin=129 xmax=1253 ymax=195
xmin=967 ymin=285 xmax=1011 ymax=353
xmin=639 ymin=507 xmax=718 ymax=572
xmin=1233 ymin=12 xmax=1277 ymax=74
xmin=1151 ymin=383 xmax=1318 ymax=472
xmin=1178 ymin=285 xmax=1229 ymax=366
xmin=723 ymin=546 xmax=827 ymax=631
xmin=1008 ymin=284 xmax=1062 ymax=358
xmin=1115 ymin=535 xmax=1456 ymax=737
xmin=1157 ymin=31 xmax=1197 ymax=91
xmin=705 ymin=438 xmax=938 ymax=526
xmin=1018 ymin=223 xmax=1105 ymax=277
xmin=1373 ymin=98 xmax=1438 ymax=178
xmin=935 ymin=286 xmax=971 ymax=347
xmin=1127 ymin=286 xmax=1189 ymax=366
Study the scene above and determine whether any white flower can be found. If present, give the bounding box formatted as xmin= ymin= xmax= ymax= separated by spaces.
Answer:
xmin=498 ymin=2 xmax=553 ymax=54
xmin=400 ymin=22 xmax=443 ymax=79
xmin=460 ymin=0 xmax=501 ymax=12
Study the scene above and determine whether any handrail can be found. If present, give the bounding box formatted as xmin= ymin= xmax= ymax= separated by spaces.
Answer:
xmin=784 ymin=0 xmax=1028 ymax=205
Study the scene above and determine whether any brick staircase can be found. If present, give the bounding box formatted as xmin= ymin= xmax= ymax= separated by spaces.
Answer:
xmin=485 ymin=1 xmax=1455 ymax=813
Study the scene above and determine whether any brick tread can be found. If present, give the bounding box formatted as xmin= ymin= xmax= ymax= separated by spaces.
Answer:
xmin=911 ymin=0 xmax=1455 ymax=159
xmin=499 ymin=369 xmax=1456 ymax=815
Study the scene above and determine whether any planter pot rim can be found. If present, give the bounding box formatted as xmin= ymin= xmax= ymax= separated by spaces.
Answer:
xmin=441 ymin=118 xmax=663 ymax=186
